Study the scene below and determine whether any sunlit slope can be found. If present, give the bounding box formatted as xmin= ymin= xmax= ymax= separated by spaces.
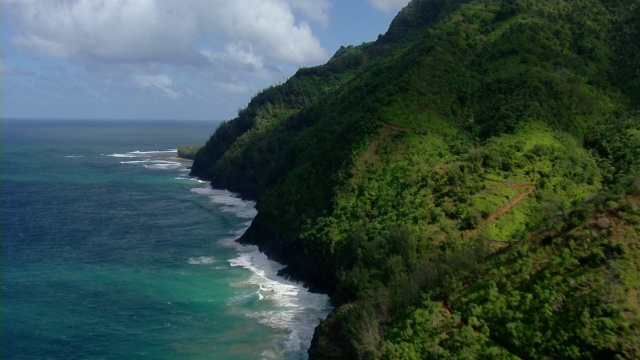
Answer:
xmin=192 ymin=0 xmax=640 ymax=358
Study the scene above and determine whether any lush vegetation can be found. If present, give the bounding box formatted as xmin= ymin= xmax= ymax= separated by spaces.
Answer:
xmin=177 ymin=145 xmax=202 ymax=160
xmin=381 ymin=188 xmax=640 ymax=359
xmin=192 ymin=0 xmax=640 ymax=358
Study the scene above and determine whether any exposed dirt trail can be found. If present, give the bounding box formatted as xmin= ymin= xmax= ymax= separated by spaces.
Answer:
xmin=375 ymin=119 xmax=413 ymax=131
xmin=439 ymin=300 xmax=452 ymax=316
xmin=485 ymin=184 xmax=535 ymax=223
xmin=464 ymin=182 xmax=536 ymax=244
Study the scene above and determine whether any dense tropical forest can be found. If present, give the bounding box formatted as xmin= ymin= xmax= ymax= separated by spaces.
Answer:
xmin=191 ymin=0 xmax=640 ymax=358
xmin=177 ymin=145 xmax=202 ymax=160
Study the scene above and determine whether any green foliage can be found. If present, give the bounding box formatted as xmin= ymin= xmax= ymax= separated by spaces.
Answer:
xmin=452 ymin=190 xmax=640 ymax=359
xmin=383 ymin=301 xmax=518 ymax=359
xmin=585 ymin=114 xmax=640 ymax=190
xmin=176 ymin=145 xmax=202 ymax=160
xmin=189 ymin=44 xmax=373 ymax=192
xmin=190 ymin=0 xmax=640 ymax=358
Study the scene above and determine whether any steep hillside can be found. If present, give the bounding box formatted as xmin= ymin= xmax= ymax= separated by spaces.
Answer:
xmin=380 ymin=187 xmax=640 ymax=359
xmin=192 ymin=0 xmax=640 ymax=358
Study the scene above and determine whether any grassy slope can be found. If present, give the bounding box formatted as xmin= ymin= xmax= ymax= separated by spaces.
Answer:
xmin=192 ymin=0 xmax=640 ymax=358
xmin=383 ymin=187 xmax=640 ymax=359
xmin=309 ymin=1 xmax=640 ymax=357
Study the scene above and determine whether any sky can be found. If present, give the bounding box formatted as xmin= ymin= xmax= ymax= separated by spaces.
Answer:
xmin=1 ymin=0 xmax=411 ymax=121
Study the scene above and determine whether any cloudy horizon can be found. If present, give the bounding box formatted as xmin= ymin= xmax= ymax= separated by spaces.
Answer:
xmin=2 ymin=0 xmax=410 ymax=121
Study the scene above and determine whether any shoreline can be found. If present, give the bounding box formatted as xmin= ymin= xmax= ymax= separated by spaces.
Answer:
xmin=190 ymin=180 xmax=333 ymax=357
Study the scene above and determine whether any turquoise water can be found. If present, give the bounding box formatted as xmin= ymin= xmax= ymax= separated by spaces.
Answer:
xmin=1 ymin=120 xmax=330 ymax=359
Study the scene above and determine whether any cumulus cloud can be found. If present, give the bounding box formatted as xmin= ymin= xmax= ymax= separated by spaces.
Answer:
xmin=134 ymin=74 xmax=179 ymax=99
xmin=3 ymin=0 xmax=333 ymax=119
xmin=5 ymin=0 xmax=329 ymax=66
xmin=289 ymin=0 xmax=332 ymax=27
xmin=197 ymin=0 xmax=327 ymax=64
xmin=6 ymin=0 xmax=199 ymax=64
xmin=201 ymin=44 xmax=265 ymax=72
xmin=366 ymin=0 xmax=411 ymax=12
xmin=216 ymin=81 xmax=251 ymax=94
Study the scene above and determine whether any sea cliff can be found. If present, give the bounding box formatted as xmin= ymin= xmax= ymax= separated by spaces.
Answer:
xmin=192 ymin=0 xmax=640 ymax=358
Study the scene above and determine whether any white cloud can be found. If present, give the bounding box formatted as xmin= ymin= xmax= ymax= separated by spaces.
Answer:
xmin=5 ymin=0 xmax=329 ymax=66
xmin=202 ymin=0 xmax=327 ymax=64
xmin=2 ymin=0 xmax=332 ymax=119
xmin=6 ymin=0 xmax=198 ymax=64
xmin=13 ymin=35 xmax=70 ymax=58
xmin=216 ymin=81 xmax=251 ymax=94
xmin=289 ymin=0 xmax=332 ymax=27
xmin=134 ymin=74 xmax=179 ymax=99
xmin=201 ymin=44 xmax=264 ymax=72
xmin=366 ymin=0 xmax=411 ymax=12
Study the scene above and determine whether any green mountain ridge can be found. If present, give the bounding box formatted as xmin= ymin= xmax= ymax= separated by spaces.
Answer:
xmin=191 ymin=0 xmax=640 ymax=358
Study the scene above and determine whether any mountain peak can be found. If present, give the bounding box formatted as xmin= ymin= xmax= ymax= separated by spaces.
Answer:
xmin=377 ymin=0 xmax=470 ymax=44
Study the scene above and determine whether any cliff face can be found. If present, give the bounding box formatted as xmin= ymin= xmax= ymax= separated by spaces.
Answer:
xmin=192 ymin=0 xmax=640 ymax=358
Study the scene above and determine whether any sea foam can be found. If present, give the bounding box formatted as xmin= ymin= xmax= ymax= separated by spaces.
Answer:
xmin=120 ymin=160 xmax=149 ymax=164
xmin=227 ymin=243 xmax=331 ymax=356
xmin=143 ymin=160 xmax=182 ymax=170
xmin=187 ymin=256 xmax=216 ymax=265
xmin=107 ymin=149 xmax=177 ymax=158
xmin=110 ymin=149 xmax=191 ymax=172
xmin=108 ymin=153 xmax=140 ymax=158
xmin=190 ymin=187 xmax=257 ymax=219
xmin=190 ymin=185 xmax=332 ymax=358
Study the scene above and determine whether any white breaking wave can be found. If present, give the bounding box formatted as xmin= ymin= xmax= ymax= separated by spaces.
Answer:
xmin=121 ymin=160 xmax=149 ymax=164
xmin=190 ymin=187 xmax=257 ymax=219
xmin=144 ymin=160 xmax=182 ymax=170
xmin=227 ymin=243 xmax=331 ymax=357
xmin=190 ymin=178 xmax=207 ymax=184
xmin=187 ymin=256 xmax=216 ymax=265
xmin=110 ymin=149 xmax=190 ymax=172
xmin=119 ymin=159 xmax=183 ymax=170
xmin=107 ymin=149 xmax=177 ymax=158
xmin=132 ymin=149 xmax=177 ymax=154
xmin=220 ymin=227 xmax=331 ymax=357
xmin=64 ymin=155 xmax=84 ymax=158
xmin=174 ymin=177 xmax=206 ymax=184
xmin=190 ymin=186 xmax=332 ymax=358
xmin=108 ymin=153 xmax=140 ymax=158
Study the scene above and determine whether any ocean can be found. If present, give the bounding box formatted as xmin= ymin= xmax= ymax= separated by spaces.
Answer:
xmin=1 ymin=119 xmax=331 ymax=360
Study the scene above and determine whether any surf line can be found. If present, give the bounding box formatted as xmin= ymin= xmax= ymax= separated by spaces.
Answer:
xmin=191 ymin=185 xmax=332 ymax=356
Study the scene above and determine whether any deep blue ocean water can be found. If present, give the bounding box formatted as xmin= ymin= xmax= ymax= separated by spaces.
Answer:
xmin=1 ymin=119 xmax=330 ymax=360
